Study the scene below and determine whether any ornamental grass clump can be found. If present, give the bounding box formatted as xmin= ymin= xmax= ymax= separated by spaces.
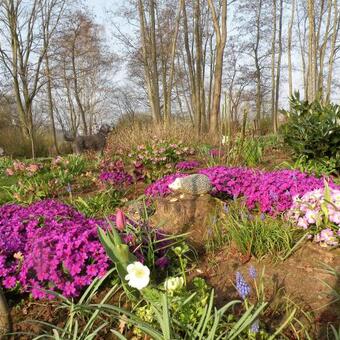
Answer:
xmin=287 ymin=185 xmax=340 ymax=247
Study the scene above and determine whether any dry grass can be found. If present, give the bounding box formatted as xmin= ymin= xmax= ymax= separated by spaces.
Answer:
xmin=105 ymin=120 xmax=220 ymax=154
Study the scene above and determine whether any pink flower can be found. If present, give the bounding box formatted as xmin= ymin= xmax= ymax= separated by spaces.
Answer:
xmin=5 ymin=168 xmax=14 ymax=176
xmin=115 ymin=209 xmax=126 ymax=231
xmin=26 ymin=164 xmax=39 ymax=173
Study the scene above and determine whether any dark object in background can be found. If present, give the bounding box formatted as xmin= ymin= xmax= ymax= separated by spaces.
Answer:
xmin=64 ymin=124 xmax=111 ymax=154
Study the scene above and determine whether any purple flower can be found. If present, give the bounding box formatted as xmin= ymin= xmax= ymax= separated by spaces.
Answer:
xmin=99 ymin=170 xmax=133 ymax=187
xmin=155 ymin=256 xmax=170 ymax=269
xmin=236 ymin=271 xmax=251 ymax=299
xmin=146 ymin=166 xmax=340 ymax=215
xmin=176 ymin=161 xmax=200 ymax=171
xmin=250 ymin=319 xmax=260 ymax=333
xmin=248 ymin=265 xmax=257 ymax=279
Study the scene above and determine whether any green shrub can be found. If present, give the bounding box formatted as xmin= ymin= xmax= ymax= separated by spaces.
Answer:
xmin=279 ymin=155 xmax=339 ymax=177
xmin=281 ymin=93 xmax=340 ymax=163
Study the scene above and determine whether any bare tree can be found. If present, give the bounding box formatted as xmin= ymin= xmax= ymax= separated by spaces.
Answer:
xmin=0 ymin=0 xmax=64 ymax=157
xmin=207 ymin=0 xmax=227 ymax=133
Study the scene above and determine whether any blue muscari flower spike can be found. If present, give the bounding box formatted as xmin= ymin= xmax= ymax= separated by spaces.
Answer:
xmin=250 ymin=319 xmax=260 ymax=333
xmin=235 ymin=272 xmax=251 ymax=299
xmin=248 ymin=265 xmax=257 ymax=279
xmin=260 ymin=213 xmax=265 ymax=221
xmin=66 ymin=183 xmax=72 ymax=193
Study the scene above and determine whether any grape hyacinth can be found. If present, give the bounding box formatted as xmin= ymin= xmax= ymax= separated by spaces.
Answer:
xmin=248 ymin=265 xmax=257 ymax=279
xmin=250 ymin=319 xmax=260 ymax=333
xmin=235 ymin=271 xmax=251 ymax=299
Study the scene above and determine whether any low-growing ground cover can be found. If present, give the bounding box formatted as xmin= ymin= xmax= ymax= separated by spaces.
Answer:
xmin=0 ymin=134 xmax=339 ymax=339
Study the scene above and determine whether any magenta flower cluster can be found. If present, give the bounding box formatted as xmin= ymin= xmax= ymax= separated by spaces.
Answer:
xmin=0 ymin=199 xmax=173 ymax=299
xmin=99 ymin=170 xmax=133 ymax=187
xmin=175 ymin=160 xmax=200 ymax=171
xmin=145 ymin=166 xmax=340 ymax=214
xmin=0 ymin=200 xmax=110 ymax=299
xmin=145 ymin=173 xmax=187 ymax=197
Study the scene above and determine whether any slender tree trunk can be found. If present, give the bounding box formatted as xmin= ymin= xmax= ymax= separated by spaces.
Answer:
xmin=149 ymin=0 xmax=162 ymax=124
xmin=274 ymin=0 xmax=283 ymax=133
xmin=165 ymin=1 xmax=182 ymax=124
xmin=288 ymin=0 xmax=295 ymax=101
xmin=318 ymin=0 xmax=332 ymax=100
xmin=307 ymin=0 xmax=317 ymax=102
xmin=194 ymin=0 xmax=203 ymax=135
xmin=45 ymin=53 xmax=59 ymax=154
xmin=182 ymin=1 xmax=197 ymax=129
xmin=326 ymin=0 xmax=339 ymax=102
xmin=207 ymin=0 xmax=227 ymax=134
xmin=138 ymin=0 xmax=162 ymax=124
xmin=271 ymin=0 xmax=277 ymax=129
xmin=254 ymin=0 xmax=263 ymax=127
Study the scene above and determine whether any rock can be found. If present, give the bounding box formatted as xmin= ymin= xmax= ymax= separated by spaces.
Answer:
xmin=169 ymin=174 xmax=212 ymax=195
xmin=0 ymin=147 xmax=4 ymax=157
xmin=150 ymin=193 xmax=225 ymax=251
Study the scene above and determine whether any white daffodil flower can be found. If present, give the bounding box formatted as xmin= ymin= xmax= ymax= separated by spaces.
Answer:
xmin=164 ymin=276 xmax=184 ymax=293
xmin=125 ymin=261 xmax=150 ymax=290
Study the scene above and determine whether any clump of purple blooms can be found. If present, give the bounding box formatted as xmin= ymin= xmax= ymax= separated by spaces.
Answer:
xmin=145 ymin=173 xmax=187 ymax=197
xmin=175 ymin=160 xmax=200 ymax=171
xmin=287 ymin=187 xmax=340 ymax=247
xmin=145 ymin=166 xmax=340 ymax=215
xmin=99 ymin=159 xmax=133 ymax=187
xmin=235 ymin=271 xmax=251 ymax=299
xmin=0 ymin=200 xmax=110 ymax=299
xmin=0 ymin=200 xmax=172 ymax=299
xmin=99 ymin=170 xmax=133 ymax=187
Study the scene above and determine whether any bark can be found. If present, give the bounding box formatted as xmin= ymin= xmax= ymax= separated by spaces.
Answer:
xmin=45 ymin=53 xmax=59 ymax=154
xmin=148 ymin=0 xmax=162 ymax=123
xmin=288 ymin=0 xmax=295 ymax=101
xmin=307 ymin=0 xmax=317 ymax=102
xmin=194 ymin=0 xmax=203 ymax=134
xmin=0 ymin=289 xmax=10 ymax=337
xmin=274 ymin=0 xmax=283 ymax=133
xmin=164 ymin=1 xmax=182 ymax=124
xmin=326 ymin=0 xmax=339 ymax=102
xmin=271 ymin=0 xmax=277 ymax=129
xmin=317 ymin=0 xmax=332 ymax=100
xmin=138 ymin=0 xmax=162 ymax=124
xmin=254 ymin=0 xmax=263 ymax=125
xmin=182 ymin=1 xmax=197 ymax=128
xmin=207 ymin=0 xmax=227 ymax=134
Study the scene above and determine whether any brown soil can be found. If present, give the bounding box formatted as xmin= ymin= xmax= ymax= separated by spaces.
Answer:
xmin=190 ymin=242 xmax=340 ymax=339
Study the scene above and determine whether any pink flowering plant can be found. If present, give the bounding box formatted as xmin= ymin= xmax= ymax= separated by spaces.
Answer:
xmin=146 ymin=166 xmax=340 ymax=215
xmin=5 ymin=160 xmax=42 ymax=177
xmin=0 ymin=199 xmax=173 ymax=299
xmin=287 ymin=183 xmax=340 ymax=247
